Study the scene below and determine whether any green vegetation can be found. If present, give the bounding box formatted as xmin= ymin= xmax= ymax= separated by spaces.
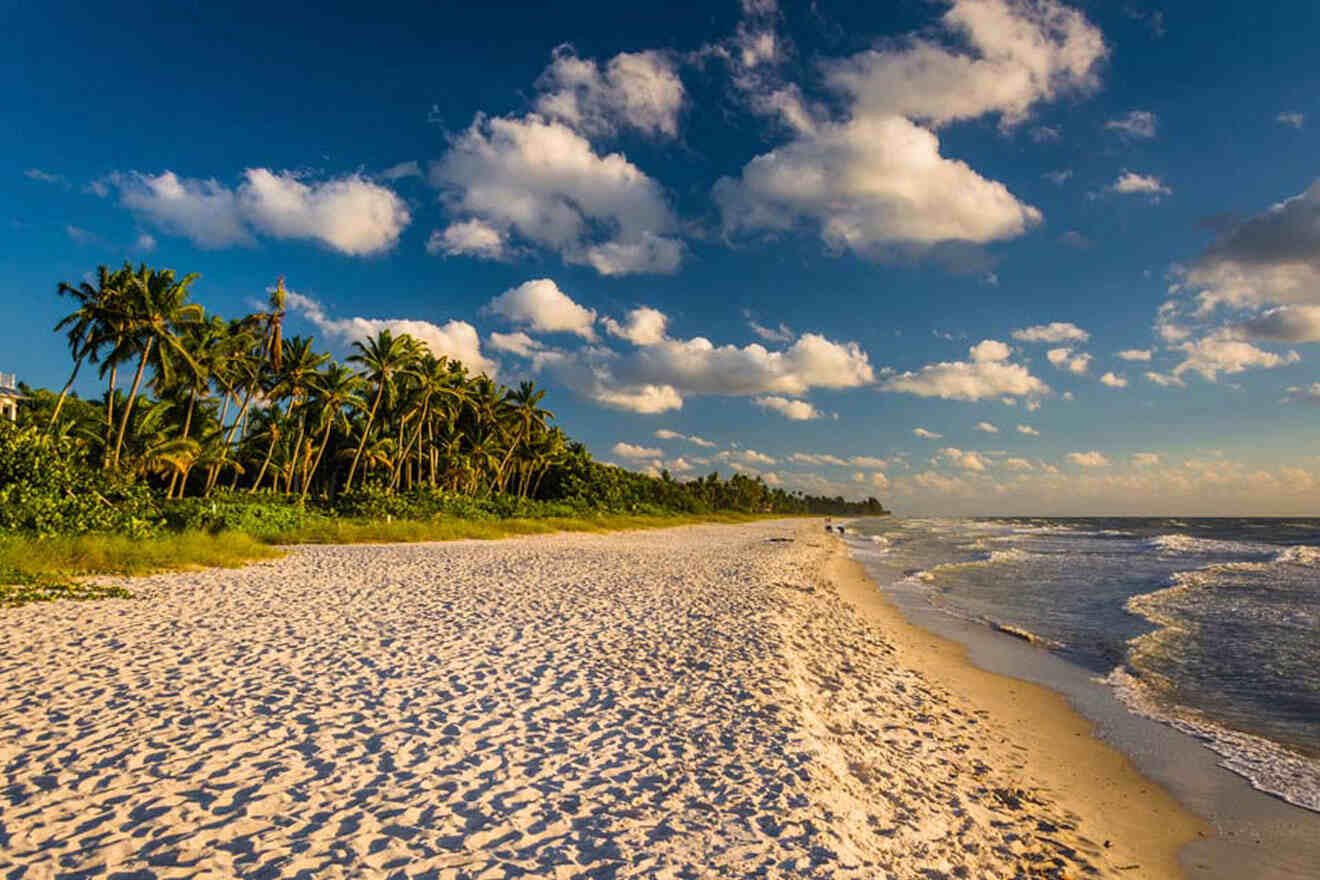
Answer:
xmin=1 ymin=261 xmax=887 ymax=603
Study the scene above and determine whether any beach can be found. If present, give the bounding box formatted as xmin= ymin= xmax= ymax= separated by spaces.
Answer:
xmin=0 ymin=520 xmax=1201 ymax=878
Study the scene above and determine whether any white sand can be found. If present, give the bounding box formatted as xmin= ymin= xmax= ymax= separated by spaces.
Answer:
xmin=1 ymin=521 xmax=1156 ymax=878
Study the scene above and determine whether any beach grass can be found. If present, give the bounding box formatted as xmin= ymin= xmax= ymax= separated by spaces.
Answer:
xmin=0 ymin=511 xmax=791 ymax=606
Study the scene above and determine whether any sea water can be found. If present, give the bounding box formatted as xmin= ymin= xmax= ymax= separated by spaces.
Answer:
xmin=842 ymin=517 xmax=1320 ymax=815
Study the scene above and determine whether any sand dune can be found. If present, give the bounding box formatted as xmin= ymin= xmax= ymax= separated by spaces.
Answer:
xmin=2 ymin=521 xmax=1145 ymax=878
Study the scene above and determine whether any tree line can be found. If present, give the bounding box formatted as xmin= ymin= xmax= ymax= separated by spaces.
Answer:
xmin=12 ymin=262 xmax=889 ymax=520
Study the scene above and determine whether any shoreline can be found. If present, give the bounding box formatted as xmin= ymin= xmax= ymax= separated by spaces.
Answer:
xmin=821 ymin=538 xmax=1207 ymax=879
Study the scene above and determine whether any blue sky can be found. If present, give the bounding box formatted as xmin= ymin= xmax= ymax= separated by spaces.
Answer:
xmin=4 ymin=0 xmax=1320 ymax=514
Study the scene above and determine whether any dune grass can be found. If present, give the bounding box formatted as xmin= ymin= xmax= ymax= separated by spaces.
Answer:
xmin=0 ymin=512 xmax=793 ymax=606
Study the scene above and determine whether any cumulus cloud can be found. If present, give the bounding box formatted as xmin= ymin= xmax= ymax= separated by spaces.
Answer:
xmin=1117 ymin=348 xmax=1152 ymax=361
xmin=427 ymin=219 xmax=508 ymax=259
xmin=850 ymin=456 xmax=889 ymax=468
xmin=1171 ymin=183 xmax=1320 ymax=315
xmin=1003 ymin=457 xmax=1035 ymax=470
xmin=484 ymin=279 xmax=598 ymax=339
xmin=969 ymin=338 xmax=1012 ymax=362
xmin=755 ymin=395 xmax=824 ymax=420
xmin=1111 ymin=171 xmax=1171 ymax=199
xmin=534 ymin=46 xmax=684 ymax=138
xmin=1099 ymin=371 xmax=1128 ymax=387
xmin=1276 ymin=112 xmax=1304 ymax=129
xmin=603 ymin=307 xmax=669 ymax=346
xmin=1132 ymin=452 xmax=1161 ymax=466
xmin=431 ymin=114 xmax=681 ymax=275
xmin=487 ymin=331 xmax=546 ymax=357
xmin=940 ymin=447 xmax=989 ymax=471
xmin=713 ymin=0 xmax=1104 ymax=262
xmin=106 ymin=168 xmax=410 ymax=255
xmin=913 ymin=428 xmax=942 ymax=439
xmin=1104 ymin=109 xmax=1157 ymax=139
xmin=1067 ymin=450 xmax=1110 ymax=467
xmin=288 ymin=292 xmax=497 ymax=377
xmin=612 ymin=441 xmax=663 ymax=460
xmin=590 ymin=383 xmax=684 ymax=414
xmin=653 ymin=429 xmax=717 ymax=448
xmin=1016 ymin=424 xmax=1040 ymax=435
xmin=1172 ymin=330 xmax=1300 ymax=381
xmin=1047 ymin=347 xmax=1091 ymax=374
xmin=822 ymin=0 xmax=1105 ymax=129
xmin=975 ymin=421 xmax=999 ymax=433
xmin=718 ymin=448 xmax=776 ymax=466
xmin=1012 ymin=321 xmax=1089 ymax=343
xmin=884 ymin=339 xmax=1048 ymax=401
xmin=1232 ymin=305 xmax=1320 ymax=342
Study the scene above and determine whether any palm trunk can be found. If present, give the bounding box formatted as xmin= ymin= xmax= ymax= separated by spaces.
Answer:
xmin=111 ymin=339 xmax=153 ymax=471
xmin=170 ymin=389 xmax=199 ymax=499
xmin=102 ymin=364 xmax=118 ymax=468
xmin=346 ymin=383 xmax=385 ymax=491
xmin=46 ymin=358 xmax=84 ymax=433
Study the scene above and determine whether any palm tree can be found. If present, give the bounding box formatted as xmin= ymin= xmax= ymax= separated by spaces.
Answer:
xmin=301 ymin=363 xmax=365 ymax=501
xmin=108 ymin=264 xmax=202 ymax=471
xmin=345 ymin=329 xmax=419 ymax=491
xmin=49 ymin=265 xmax=129 ymax=432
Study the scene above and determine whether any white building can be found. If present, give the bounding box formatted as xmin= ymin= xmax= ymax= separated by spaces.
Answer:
xmin=0 ymin=372 xmax=19 ymax=422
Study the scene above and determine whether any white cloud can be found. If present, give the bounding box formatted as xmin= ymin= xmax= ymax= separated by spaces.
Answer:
xmin=790 ymin=452 xmax=849 ymax=467
xmin=975 ymin=421 xmax=999 ymax=433
xmin=1003 ymin=457 xmax=1035 ymax=470
xmin=1172 ymin=330 xmax=1300 ymax=381
xmin=1099 ymin=371 xmax=1128 ymax=387
xmin=484 ymin=279 xmax=598 ymax=339
xmin=1059 ymin=230 xmax=1090 ymax=248
xmin=1047 ymin=347 xmax=1091 ymax=374
xmin=428 ymin=219 xmax=508 ymax=259
xmin=755 ymin=395 xmax=824 ymax=420
xmin=748 ymin=318 xmax=794 ymax=343
xmin=1111 ymin=171 xmax=1171 ymax=199
xmin=884 ymin=340 xmax=1048 ymax=401
xmin=761 ymin=470 xmax=784 ymax=486
xmin=667 ymin=457 xmax=696 ymax=473
xmin=134 ymin=233 xmax=157 ymax=252
xmin=1043 ymin=169 xmax=1073 ymax=185
xmin=821 ymin=0 xmax=1105 ymax=129
xmin=24 ymin=168 xmax=67 ymax=186
xmin=940 ymin=447 xmax=989 ymax=472
xmin=1030 ymin=126 xmax=1061 ymax=143
xmin=431 ymin=114 xmax=681 ymax=275
xmin=534 ymin=46 xmax=684 ymax=138
xmin=487 ymin=331 xmax=546 ymax=357
xmin=714 ymin=114 xmax=1042 ymax=259
xmin=1104 ymin=109 xmax=1157 ymax=139
xmin=1067 ymin=451 xmax=1110 ymax=467
xmin=591 ymin=383 xmax=684 ymax=414
xmin=1145 ymin=371 xmax=1186 ymax=388
xmin=850 ymin=456 xmax=889 ymax=469
xmin=709 ymin=0 xmax=1107 ymax=262
xmin=603 ymin=307 xmax=668 ymax=346
xmin=288 ymin=292 xmax=497 ymax=377
xmin=1132 ymin=452 xmax=1161 ymax=466
xmin=718 ymin=448 xmax=776 ymax=466
xmin=1284 ymin=383 xmax=1320 ymax=404
xmin=1117 ymin=348 xmax=1152 ymax=361
xmin=107 ymin=168 xmax=410 ymax=255
xmin=1016 ymin=424 xmax=1040 ymax=436
xmin=1012 ymin=321 xmax=1089 ymax=343
xmin=379 ymin=160 xmax=422 ymax=181
xmin=1276 ymin=112 xmax=1304 ymax=129
xmin=654 ymin=429 xmax=717 ymax=447
xmin=612 ymin=441 xmax=663 ymax=460
xmin=969 ymin=338 xmax=1011 ymax=362
xmin=914 ymin=428 xmax=943 ymax=439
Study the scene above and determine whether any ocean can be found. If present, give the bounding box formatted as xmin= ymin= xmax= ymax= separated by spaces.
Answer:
xmin=841 ymin=516 xmax=1320 ymax=816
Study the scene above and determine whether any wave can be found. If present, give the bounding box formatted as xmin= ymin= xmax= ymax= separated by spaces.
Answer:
xmin=1104 ymin=667 xmax=1320 ymax=813
xmin=1145 ymin=533 xmax=1268 ymax=556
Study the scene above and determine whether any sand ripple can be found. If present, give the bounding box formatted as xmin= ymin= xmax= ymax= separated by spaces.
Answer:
xmin=1 ymin=522 xmax=1116 ymax=878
